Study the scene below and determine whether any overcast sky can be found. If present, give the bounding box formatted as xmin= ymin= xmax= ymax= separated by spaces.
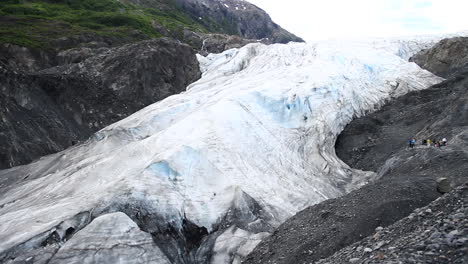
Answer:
xmin=247 ymin=0 xmax=468 ymax=42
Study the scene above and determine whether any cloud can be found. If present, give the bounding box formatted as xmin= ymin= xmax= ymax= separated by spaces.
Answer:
xmin=247 ymin=0 xmax=468 ymax=41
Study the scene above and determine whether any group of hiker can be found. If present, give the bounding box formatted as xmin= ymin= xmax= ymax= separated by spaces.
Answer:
xmin=409 ymin=138 xmax=447 ymax=149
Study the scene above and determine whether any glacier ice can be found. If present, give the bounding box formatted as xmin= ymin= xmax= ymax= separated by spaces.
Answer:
xmin=0 ymin=38 xmax=444 ymax=263
xmin=48 ymin=212 xmax=171 ymax=264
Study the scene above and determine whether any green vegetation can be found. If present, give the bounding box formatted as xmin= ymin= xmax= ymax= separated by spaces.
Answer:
xmin=0 ymin=0 xmax=210 ymax=48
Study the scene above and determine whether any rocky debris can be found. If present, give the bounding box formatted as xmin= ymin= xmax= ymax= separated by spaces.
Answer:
xmin=0 ymin=38 xmax=201 ymax=169
xmin=242 ymin=168 xmax=453 ymax=264
xmin=46 ymin=212 xmax=171 ymax=264
xmin=174 ymin=0 xmax=303 ymax=43
xmin=317 ymin=183 xmax=468 ymax=264
xmin=410 ymin=37 xmax=468 ymax=78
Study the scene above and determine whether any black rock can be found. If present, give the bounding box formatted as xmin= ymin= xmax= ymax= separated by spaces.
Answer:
xmin=437 ymin=178 xmax=452 ymax=194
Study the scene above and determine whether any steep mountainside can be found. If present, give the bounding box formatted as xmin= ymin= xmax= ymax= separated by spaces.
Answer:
xmin=0 ymin=38 xmax=200 ymax=169
xmin=0 ymin=39 xmax=441 ymax=264
xmin=0 ymin=0 xmax=204 ymax=49
xmin=0 ymin=0 xmax=301 ymax=53
xmin=173 ymin=0 xmax=303 ymax=43
xmin=245 ymin=36 xmax=468 ymax=264
xmin=410 ymin=36 xmax=468 ymax=78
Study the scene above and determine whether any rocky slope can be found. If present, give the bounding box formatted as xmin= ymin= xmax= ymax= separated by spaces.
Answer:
xmin=0 ymin=38 xmax=200 ymax=169
xmin=317 ymin=183 xmax=467 ymax=264
xmin=410 ymin=36 xmax=468 ymax=78
xmin=0 ymin=0 xmax=301 ymax=58
xmin=244 ymin=36 xmax=468 ymax=263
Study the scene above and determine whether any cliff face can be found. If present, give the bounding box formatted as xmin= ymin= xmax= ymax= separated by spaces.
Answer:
xmin=0 ymin=38 xmax=201 ymax=169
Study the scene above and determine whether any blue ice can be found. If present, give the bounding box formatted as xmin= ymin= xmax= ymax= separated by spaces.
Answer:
xmin=364 ymin=64 xmax=374 ymax=73
xmin=147 ymin=161 xmax=180 ymax=180
xmin=254 ymin=92 xmax=313 ymax=127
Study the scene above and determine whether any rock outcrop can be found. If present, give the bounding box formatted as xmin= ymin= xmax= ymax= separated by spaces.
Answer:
xmin=410 ymin=37 xmax=468 ymax=78
xmin=174 ymin=0 xmax=303 ymax=43
xmin=0 ymin=38 xmax=201 ymax=169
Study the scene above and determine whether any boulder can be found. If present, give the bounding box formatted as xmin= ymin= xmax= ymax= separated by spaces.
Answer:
xmin=436 ymin=178 xmax=451 ymax=194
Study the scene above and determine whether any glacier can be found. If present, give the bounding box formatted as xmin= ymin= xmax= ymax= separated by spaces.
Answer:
xmin=0 ymin=38 xmax=444 ymax=263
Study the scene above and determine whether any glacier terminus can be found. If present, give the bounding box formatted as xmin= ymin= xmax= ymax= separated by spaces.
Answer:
xmin=0 ymin=38 xmax=446 ymax=263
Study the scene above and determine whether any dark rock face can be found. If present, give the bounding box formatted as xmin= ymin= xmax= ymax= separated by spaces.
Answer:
xmin=0 ymin=38 xmax=201 ymax=169
xmin=410 ymin=37 xmax=468 ymax=78
xmin=0 ymin=64 xmax=87 ymax=169
xmin=174 ymin=0 xmax=304 ymax=43
xmin=0 ymin=44 xmax=55 ymax=72
xmin=245 ymin=40 xmax=468 ymax=264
